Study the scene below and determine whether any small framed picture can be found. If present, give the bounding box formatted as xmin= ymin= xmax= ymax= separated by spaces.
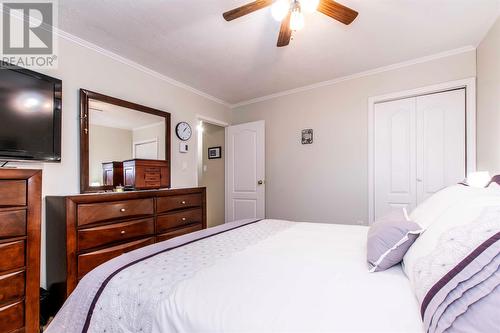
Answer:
xmin=302 ymin=129 xmax=313 ymax=144
xmin=208 ymin=146 xmax=222 ymax=159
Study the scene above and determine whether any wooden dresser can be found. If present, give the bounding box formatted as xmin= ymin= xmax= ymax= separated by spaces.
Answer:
xmin=123 ymin=159 xmax=170 ymax=190
xmin=102 ymin=162 xmax=123 ymax=187
xmin=46 ymin=187 xmax=206 ymax=303
xmin=0 ymin=169 xmax=41 ymax=333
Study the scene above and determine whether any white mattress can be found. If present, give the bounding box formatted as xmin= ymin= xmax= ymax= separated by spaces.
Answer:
xmin=153 ymin=221 xmax=423 ymax=332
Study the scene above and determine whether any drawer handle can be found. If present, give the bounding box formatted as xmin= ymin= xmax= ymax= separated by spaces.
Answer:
xmin=182 ymin=217 xmax=186 ymax=221
xmin=120 ymin=230 xmax=126 ymax=235
xmin=120 ymin=208 xmax=126 ymax=212
xmin=181 ymin=201 xmax=186 ymax=205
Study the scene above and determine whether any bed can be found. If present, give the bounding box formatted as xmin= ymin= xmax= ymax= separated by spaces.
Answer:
xmin=47 ymin=183 xmax=500 ymax=333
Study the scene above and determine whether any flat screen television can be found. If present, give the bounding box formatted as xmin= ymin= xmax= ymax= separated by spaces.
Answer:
xmin=0 ymin=62 xmax=62 ymax=162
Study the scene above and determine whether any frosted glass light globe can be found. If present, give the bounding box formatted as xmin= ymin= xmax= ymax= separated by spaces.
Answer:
xmin=271 ymin=0 xmax=290 ymax=21
xmin=466 ymin=171 xmax=492 ymax=188
xmin=290 ymin=9 xmax=305 ymax=30
xmin=301 ymin=0 xmax=320 ymax=13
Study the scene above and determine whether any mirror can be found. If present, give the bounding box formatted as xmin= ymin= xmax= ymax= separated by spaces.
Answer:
xmin=80 ymin=89 xmax=171 ymax=193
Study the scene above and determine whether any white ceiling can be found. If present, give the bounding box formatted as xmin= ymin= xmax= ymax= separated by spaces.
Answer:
xmin=59 ymin=0 xmax=500 ymax=105
xmin=89 ymin=100 xmax=164 ymax=130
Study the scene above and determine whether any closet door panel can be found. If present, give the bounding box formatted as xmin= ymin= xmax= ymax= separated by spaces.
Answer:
xmin=374 ymin=98 xmax=417 ymax=219
xmin=416 ymin=89 xmax=466 ymax=203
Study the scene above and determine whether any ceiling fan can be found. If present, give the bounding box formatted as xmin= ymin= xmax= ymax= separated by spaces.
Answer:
xmin=223 ymin=0 xmax=358 ymax=47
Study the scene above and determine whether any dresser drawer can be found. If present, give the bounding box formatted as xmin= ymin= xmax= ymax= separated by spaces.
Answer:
xmin=78 ymin=218 xmax=154 ymax=251
xmin=0 ymin=271 xmax=24 ymax=305
xmin=145 ymin=174 xmax=160 ymax=182
xmin=0 ymin=210 xmax=26 ymax=239
xmin=0 ymin=300 xmax=24 ymax=333
xmin=157 ymin=208 xmax=203 ymax=233
xmin=0 ymin=241 xmax=24 ymax=273
xmin=144 ymin=171 xmax=161 ymax=188
xmin=78 ymin=237 xmax=154 ymax=279
xmin=157 ymin=194 xmax=202 ymax=213
xmin=156 ymin=224 xmax=203 ymax=243
xmin=77 ymin=198 xmax=154 ymax=226
xmin=0 ymin=180 xmax=26 ymax=207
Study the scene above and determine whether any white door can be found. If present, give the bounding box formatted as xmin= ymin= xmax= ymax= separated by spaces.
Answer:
xmin=374 ymin=97 xmax=417 ymax=218
xmin=225 ymin=120 xmax=265 ymax=222
xmin=416 ymin=89 xmax=465 ymax=203
xmin=134 ymin=139 xmax=158 ymax=159
xmin=374 ymin=89 xmax=466 ymax=219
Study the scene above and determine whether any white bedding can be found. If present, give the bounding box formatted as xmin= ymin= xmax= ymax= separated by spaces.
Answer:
xmin=153 ymin=221 xmax=423 ymax=332
xmin=48 ymin=219 xmax=424 ymax=333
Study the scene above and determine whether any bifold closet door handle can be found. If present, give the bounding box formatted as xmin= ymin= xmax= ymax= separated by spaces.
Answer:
xmin=257 ymin=180 xmax=264 ymax=185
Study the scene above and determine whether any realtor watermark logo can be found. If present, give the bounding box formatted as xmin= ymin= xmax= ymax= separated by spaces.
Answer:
xmin=1 ymin=0 xmax=58 ymax=68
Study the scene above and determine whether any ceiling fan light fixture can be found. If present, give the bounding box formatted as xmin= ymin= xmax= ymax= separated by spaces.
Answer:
xmin=290 ymin=8 xmax=304 ymax=31
xmin=222 ymin=0 xmax=359 ymax=47
xmin=300 ymin=0 xmax=319 ymax=13
xmin=271 ymin=0 xmax=290 ymax=22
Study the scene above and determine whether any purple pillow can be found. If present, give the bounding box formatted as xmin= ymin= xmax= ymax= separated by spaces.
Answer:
xmin=367 ymin=209 xmax=423 ymax=272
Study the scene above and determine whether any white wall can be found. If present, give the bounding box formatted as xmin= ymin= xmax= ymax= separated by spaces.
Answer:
xmin=233 ymin=50 xmax=476 ymax=225
xmin=17 ymin=35 xmax=231 ymax=287
xmin=89 ymin=125 xmax=133 ymax=185
xmin=477 ymin=17 xmax=500 ymax=174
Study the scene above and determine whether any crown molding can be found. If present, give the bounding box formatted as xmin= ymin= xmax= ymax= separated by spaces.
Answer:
xmin=54 ymin=27 xmax=476 ymax=111
xmin=230 ymin=45 xmax=476 ymax=108
xmin=54 ymin=28 xmax=232 ymax=108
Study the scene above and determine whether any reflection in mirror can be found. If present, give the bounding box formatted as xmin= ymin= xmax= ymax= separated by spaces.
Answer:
xmin=88 ymin=99 xmax=166 ymax=188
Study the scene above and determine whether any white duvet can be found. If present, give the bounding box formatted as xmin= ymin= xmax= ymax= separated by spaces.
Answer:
xmin=151 ymin=221 xmax=422 ymax=332
xmin=49 ymin=219 xmax=423 ymax=333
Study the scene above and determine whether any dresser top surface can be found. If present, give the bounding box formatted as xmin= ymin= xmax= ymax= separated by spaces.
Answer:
xmin=46 ymin=186 xmax=206 ymax=202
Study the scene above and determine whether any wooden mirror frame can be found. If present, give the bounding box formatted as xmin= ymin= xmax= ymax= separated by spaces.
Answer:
xmin=79 ymin=89 xmax=171 ymax=193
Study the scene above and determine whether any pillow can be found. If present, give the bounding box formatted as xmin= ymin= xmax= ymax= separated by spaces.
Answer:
xmin=409 ymin=184 xmax=500 ymax=229
xmin=488 ymin=182 xmax=500 ymax=190
xmin=401 ymin=195 xmax=500 ymax=333
xmin=367 ymin=208 xmax=423 ymax=272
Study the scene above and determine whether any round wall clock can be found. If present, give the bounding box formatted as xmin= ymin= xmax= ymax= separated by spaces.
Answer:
xmin=175 ymin=121 xmax=192 ymax=141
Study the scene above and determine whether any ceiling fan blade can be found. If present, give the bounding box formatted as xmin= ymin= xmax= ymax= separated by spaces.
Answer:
xmin=277 ymin=12 xmax=292 ymax=47
xmin=223 ymin=0 xmax=273 ymax=21
xmin=317 ymin=0 xmax=358 ymax=25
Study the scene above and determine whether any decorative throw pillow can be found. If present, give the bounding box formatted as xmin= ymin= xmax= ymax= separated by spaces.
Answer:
xmin=401 ymin=196 xmax=500 ymax=333
xmin=367 ymin=208 xmax=423 ymax=272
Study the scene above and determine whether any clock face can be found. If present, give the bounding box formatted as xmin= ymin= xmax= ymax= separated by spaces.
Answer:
xmin=175 ymin=122 xmax=192 ymax=141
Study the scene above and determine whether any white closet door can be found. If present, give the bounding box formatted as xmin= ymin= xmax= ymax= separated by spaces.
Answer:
xmin=374 ymin=98 xmax=417 ymax=219
xmin=416 ymin=89 xmax=466 ymax=203
xmin=374 ymin=89 xmax=466 ymax=219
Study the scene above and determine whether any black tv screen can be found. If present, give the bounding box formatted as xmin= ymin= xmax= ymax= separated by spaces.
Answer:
xmin=0 ymin=63 xmax=61 ymax=162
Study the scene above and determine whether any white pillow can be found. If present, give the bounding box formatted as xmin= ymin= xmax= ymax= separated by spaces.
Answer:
xmin=403 ymin=194 xmax=500 ymax=301
xmin=409 ymin=184 xmax=499 ymax=229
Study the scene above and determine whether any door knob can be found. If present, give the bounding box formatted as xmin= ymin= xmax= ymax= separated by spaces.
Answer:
xmin=257 ymin=180 xmax=264 ymax=185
